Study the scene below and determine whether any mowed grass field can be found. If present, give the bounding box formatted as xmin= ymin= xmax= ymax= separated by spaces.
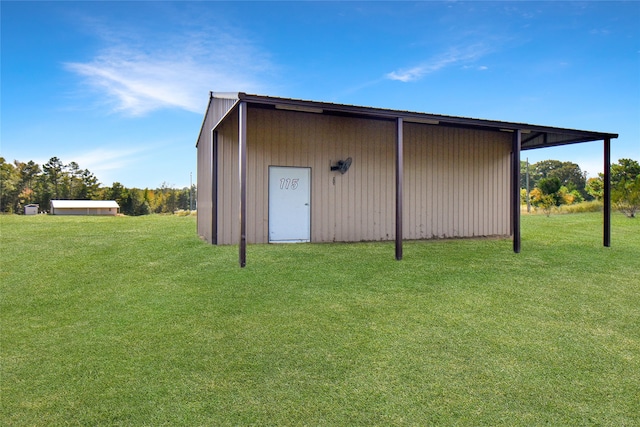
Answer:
xmin=1 ymin=212 xmax=638 ymax=426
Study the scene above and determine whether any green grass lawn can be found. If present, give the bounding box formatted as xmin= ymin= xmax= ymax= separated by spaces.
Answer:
xmin=1 ymin=212 xmax=638 ymax=426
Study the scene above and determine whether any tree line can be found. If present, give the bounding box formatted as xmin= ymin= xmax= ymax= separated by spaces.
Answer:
xmin=2 ymin=156 xmax=638 ymax=218
xmin=0 ymin=157 xmax=196 ymax=215
xmin=521 ymin=158 xmax=640 ymax=218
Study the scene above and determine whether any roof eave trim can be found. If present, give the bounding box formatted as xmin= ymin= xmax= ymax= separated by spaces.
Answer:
xmin=236 ymin=94 xmax=618 ymax=142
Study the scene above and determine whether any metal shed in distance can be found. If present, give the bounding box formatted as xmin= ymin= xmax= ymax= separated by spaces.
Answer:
xmin=24 ymin=204 xmax=39 ymax=215
xmin=196 ymin=92 xmax=617 ymax=267
xmin=50 ymin=200 xmax=120 ymax=216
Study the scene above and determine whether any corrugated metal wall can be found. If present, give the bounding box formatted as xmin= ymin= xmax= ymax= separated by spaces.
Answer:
xmin=209 ymin=106 xmax=511 ymax=245
xmin=216 ymin=114 xmax=240 ymax=244
xmin=196 ymin=99 xmax=222 ymax=242
xmin=404 ymin=123 xmax=511 ymax=239
xmin=52 ymin=208 xmax=117 ymax=216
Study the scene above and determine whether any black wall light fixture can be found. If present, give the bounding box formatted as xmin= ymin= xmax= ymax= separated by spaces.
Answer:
xmin=331 ymin=157 xmax=352 ymax=174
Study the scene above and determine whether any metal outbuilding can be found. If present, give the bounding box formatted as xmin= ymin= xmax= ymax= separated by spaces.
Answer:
xmin=196 ymin=92 xmax=617 ymax=267
xmin=50 ymin=200 xmax=120 ymax=216
xmin=24 ymin=204 xmax=39 ymax=215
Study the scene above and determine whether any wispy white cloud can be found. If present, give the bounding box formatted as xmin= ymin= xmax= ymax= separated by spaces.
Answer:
xmin=386 ymin=44 xmax=490 ymax=82
xmin=65 ymin=23 xmax=274 ymax=116
xmin=29 ymin=146 xmax=150 ymax=186
xmin=71 ymin=146 xmax=147 ymax=175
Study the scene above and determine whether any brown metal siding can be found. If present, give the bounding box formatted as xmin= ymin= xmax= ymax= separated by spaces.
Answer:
xmin=213 ymin=107 xmax=511 ymax=245
xmin=196 ymin=104 xmax=216 ymax=243
xmin=216 ymin=114 xmax=240 ymax=245
xmin=403 ymin=124 xmax=511 ymax=239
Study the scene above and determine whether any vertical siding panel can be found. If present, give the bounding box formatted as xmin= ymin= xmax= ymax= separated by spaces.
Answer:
xmin=502 ymin=138 xmax=508 ymax=235
xmin=471 ymin=131 xmax=479 ymax=237
xmin=361 ymin=121 xmax=369 ymax=241
xmin=350 ymin=119 xmax=358 ymax=242
xmin=252 ymin=109 xmax=267 ymax=243
xmin=388 ymin=122 xmax=396 ymax=241
xmin=219 ymin=120 xmax=232 ymax=244
xmin=448 ymin=130 xmax=455 ymax=236
xmin=439 ymin=128 xmax=445 ymax=237
xmin=413 ymin=126 xmax=420 ymax=240
xmin=247 ymin=113 xmax=257 ymax=243
xmin=458 ymin=131 xmax=464 ymax=236
xmin=336 ymin=117 xmax=346 ymax=241
xmin=350 ymin=118 xmax=358 ymax=242
xmin=471 ymin=131 xmax=477 ymax=237
xmin=437 ymin=129 xmax=444 ymax=237
xmin=374 ymin=122 xmax=382 ymax=241
xmin=439 ymin=128 xmax=446 ymax=237
xmin=196 ymin=108 xmax=212 ymax=242
xmin=481 ymin=132 xmax=487 ymax=235
xmin=453 ymin=131 xmax=460 ymax=236
xmin=483 ymin=133 xmax=490 ymax=236
xmin=412 ymin=123 xmax=424 ymax=239
xmin=363 ymin=122 xmax=373 ymax=241
xmin=476 ymin=131 xmax=482 ymax=237
xmin=418 ymin=126 xmax=426 ymax=239
xmin=218 ymin=127 xmax=227 ymax=244
xmin=461 ymin=134 xmax=469 ymax=237
xmin=486 ymin=134 xmax=492 ymax=236
xmin=429 ymin=128 xmax=436 ymax=237
xmin=387 ymin=121 xmax=394 ymax=241
xmin=371 ymin=121 xmax=380 ymax=240
xmin=425 ymin=126 xmax=431 ymax=238
xmin=231 ymin=117 xmax=240 ymax=245
xmin=262 ymin=110 xmax=273 ymax=241
xmin=494 ymin=138 xmax=500 ymax=235
xmin=320 ymin=116 xmax=330 ymax=242
xmin=414 ymin=124 xmax=421 ymax=240
xmin=420 ymin=126 xmax=425 ymax=239
xmin=480 ymin=132 xmax=487 ymax=236
xmin=446 ymin=130 xmax=454 ymax=237
xmin=404 ymin=125 xmax=413 ymax=239
xmin=327 ymin=117 xmax=336 ymax=241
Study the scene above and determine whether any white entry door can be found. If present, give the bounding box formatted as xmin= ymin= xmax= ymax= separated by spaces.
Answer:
xmin=269 ymin=166 xmax=311 ymax=243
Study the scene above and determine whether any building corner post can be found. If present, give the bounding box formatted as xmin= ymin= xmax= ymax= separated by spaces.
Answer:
xmin=604 ymin=138 xmax=611 ymax=247
xmin=239 ymin=101 xmax=248 ymax=267
xmin=395 ymin=117 xmax=404 ymax=261
xmin=512 ymin=130 xmax=522 ymax=253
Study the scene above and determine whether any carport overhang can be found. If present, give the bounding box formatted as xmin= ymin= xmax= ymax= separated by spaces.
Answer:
xmin=203 ymin=92 xmax=618 ymax=267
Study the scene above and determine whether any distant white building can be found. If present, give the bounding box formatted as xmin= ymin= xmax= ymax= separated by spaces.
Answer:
xmin=50 ymin=200 xmax=120 ymax=216
xmin=24 ymin=204 xmax=39 ymax=215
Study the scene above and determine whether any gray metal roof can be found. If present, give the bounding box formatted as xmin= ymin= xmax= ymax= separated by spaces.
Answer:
xmin=204 ymin=92 xmax=617 ymax=150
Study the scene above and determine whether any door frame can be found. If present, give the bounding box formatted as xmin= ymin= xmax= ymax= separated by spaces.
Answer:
xmin=268 ymin=165 xmax=312 ymax=243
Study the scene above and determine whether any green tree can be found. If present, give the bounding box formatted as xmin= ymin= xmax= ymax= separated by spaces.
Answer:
xmin=538 ymin=177 xmax=562 ymax=202
xmin=108 ymin=182 xmax=127 ymax=207
xmin=611 ymin=158 xmax=640 ymax=218
xmin=534 ymin=177 xmax=562 ymax=216
xmin=586 ymin=177 xmax=604 ymax=200
xmin=531 ymin=160 xmax=587 ymax=198
xmin=43 ymin=157 xmax=64 ymax=199
xmin=0 ymin=158 xmax=19 ymax=213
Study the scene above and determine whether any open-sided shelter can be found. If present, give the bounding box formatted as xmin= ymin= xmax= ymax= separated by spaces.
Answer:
xmin=50 ymin=200 xmax=120 ymax=216
xmin=196 ymin=92 xmax=617 ymax=267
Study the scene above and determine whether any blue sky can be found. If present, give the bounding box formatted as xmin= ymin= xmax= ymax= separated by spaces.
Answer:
xmin=2 ymin=1 xmax=639 ymax=189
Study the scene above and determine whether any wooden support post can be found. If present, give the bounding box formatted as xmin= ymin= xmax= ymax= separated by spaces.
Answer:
xmin=604 ymin=137 xmax=611 ymax=247
xmin=239 ymin=101 xmax=247 ymax=267
xmin=512 ymin=130 xmax=521 ymax=253
xmin=395 ymin=117 xmax=403 ymax=261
